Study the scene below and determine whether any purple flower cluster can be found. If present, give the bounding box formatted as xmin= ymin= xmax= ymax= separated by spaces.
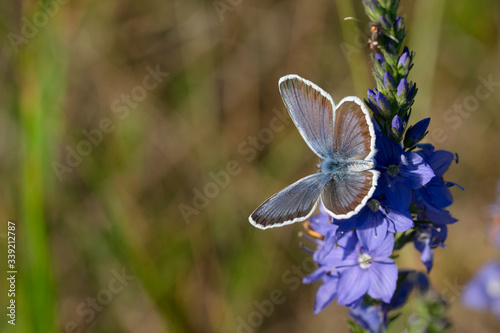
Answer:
xmin=299 ymin=1 xmax=461 ymax=331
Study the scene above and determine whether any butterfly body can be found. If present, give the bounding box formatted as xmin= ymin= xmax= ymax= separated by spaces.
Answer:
xmin=249 ymin=75 xmax=379 ymax=230
xmin=319 ymin=158 xmax=374 ymax=174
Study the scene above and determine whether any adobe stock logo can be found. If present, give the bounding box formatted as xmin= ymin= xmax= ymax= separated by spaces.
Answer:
xmin=234 ymin=257 xmax=316 ymax=333
xmin=8 ymin=0 xmax=71 ymax=54
xmin=178 ymin=107 xmax=291 ymax=224
xmin=52 ymin=65 xmax=169 ymax=181
xmin=430 ymin=74 xmax=500 ymax=143
xmin=53 ymin=267 xmax=135 ymax=333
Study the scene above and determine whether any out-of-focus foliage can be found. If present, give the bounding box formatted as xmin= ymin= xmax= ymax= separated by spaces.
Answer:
xmin=1 ymin=0 xmax=500 ymax=332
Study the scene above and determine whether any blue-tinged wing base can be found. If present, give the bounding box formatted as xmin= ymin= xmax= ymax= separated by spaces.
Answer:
xmin=249 ymin=173 xmax=330 ymax=229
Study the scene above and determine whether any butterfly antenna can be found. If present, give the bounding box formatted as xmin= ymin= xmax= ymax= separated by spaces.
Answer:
xmin=382 ymin=30 xmax=400 ymax=43
xmin=344 ymin=16 xmax=363 ymax=22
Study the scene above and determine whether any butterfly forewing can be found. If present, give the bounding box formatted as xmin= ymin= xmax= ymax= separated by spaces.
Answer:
xmin=279 ymin=75 xmax=335 ymax=159
xmin=321 ymin=170 xmax=379 ymax=218
xmin=332 ymin=97 xmax=376 ymax=161
xmin=249 ymin=173 xmax=330 ymax=229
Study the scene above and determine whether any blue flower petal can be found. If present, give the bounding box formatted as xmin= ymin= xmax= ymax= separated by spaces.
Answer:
xmin=375 ymin=134 xmax=403 ymax=167
xmin=374 ymin=53 xmax=385 ymax=65
xmin=303 ymin=266 xmax=328 ymax=284
xmin=318 ymin=231 xmax=358 ymax=266
xmin=398 ymin=46 xmax=410 ymax=67
xmin=391 ymin=115 xmax=403 ymax=135
xmin=404 ymin=118 xmax=430 ymax=147
xmin=349 ymin=305 xmax=386 ymax=333
xmin=357 ymin=211 xmax=389 ymax=251
xmin=337 ymin=266 xmax=370 ymax=306
xmin=390 ymin=271 xmax=429 ymax=309
xmin=371 ymin=233 xmax=395 ymax=259
xmin=385 ymin=176 xmax=412 ymax=211
xmin=384 ymin=205 xmax=413 ymax=233
xmin=414 ymin=192 xmax=458 ymax=225
xmin=396 ymin=78 xmax=408 ymax=97
xmin=313 ymin=275 xmax=339 ymax=314
xmin=426 ymin=150 xmax=454 ymax=177
xmin=415 ymin=238 xmax=434 ymax=272
xmin=367 ymin=261 xmax=398 ymax=303
xmin=400 ymin=152 xmax=435 ymax=188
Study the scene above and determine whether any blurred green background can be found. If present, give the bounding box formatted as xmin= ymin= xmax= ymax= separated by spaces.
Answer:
xmin=2 ymin=0 xmax=500 ymax=332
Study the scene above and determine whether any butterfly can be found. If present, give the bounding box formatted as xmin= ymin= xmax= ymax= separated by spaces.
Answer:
xmin=249 ymin=74 xmax=379 ymax=229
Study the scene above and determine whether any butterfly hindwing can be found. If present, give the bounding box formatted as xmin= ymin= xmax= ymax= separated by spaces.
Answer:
xmin=279 ymin=75 xmax=335 ymax=159
xmin=249 ymin=173 xmax=330 ymax=229
xmin=321 ymin=170 xmax=379 ymax=219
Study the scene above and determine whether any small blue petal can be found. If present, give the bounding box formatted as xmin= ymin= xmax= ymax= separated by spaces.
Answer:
xmin=383 ymin=72 xmax=395 ymax=90
xmin=398 ymin=46 xmax=410 ymax=67
xmin=391 ymin=115 xmax=403 ymax=134
xmin=405 ymin=118 xmax=430 ymax=147
xmin=367 ymin=261 xmax=398 ymax=303
xmin=375 ymin=134 xmax=404 ymax=166
xmin=385 ymin=176 xmax=412 ymax=211
xmin=337 ymin=266 xmax=370 ymax=305
xmin=395 ymin=16 xmax=403 ymax=30
xmin=397 ymin=78 xmax=408 ymax=97
xmin=303 ymin=266 xmax=328 ymax=284
xmin=374 ymin=53 xmax=385 ymax=65
xmin=415 ymin=238 xmax=434 ymax=272
xmin=400 ymin=152 xmax=435 ymax=188
xmin=313 ymin=275 xmax=339 ymax=314
xmin=426 ymin=150 xmax=454 ymax=177
xmin=390 ymin=270 xmax=429 ymax=309
xmin=384 ymin=205 xmax=413 ymax=233
xmin=349 ymin=305 xmax=387 ymax=333
xmin=357 ymin=210 xmax=389 ymax=251
xmin=371 ymin=232 xmax=395 ymax=258
xmin=376 ymin=92 xmax=390 ymax=113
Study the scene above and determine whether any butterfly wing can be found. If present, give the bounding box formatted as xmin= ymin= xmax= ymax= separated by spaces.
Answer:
xmin=249 ymin=173 xmax=330 ymax=229
xmin=332 ymin=96 xmax=376 ymax=161
xmin=321 ymin=170 xmax=379 ymax=219
xmin=279 ymin=75 xmax=335 ymax=159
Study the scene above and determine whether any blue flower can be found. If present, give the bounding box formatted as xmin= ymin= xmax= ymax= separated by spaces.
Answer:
xmin=391 ymin=115 xmax=403 ymax=136
xmin=462 ymin=261 xmax=500 ymax=318
xmin=413 ymin=225 xmax=447 ymax=272
xmin=396 ymin=78 xmax=408 ymax=100
xmin=375 ymin=134 xmax=435 ymax=211
xmin=398 ymin=46 xmax=410 ymax=69
xmin=303 ymin=224 xmax=398 ymax=310
xmin=367 ymin=89 xmax=391 ymax=116
xmin=303 ymin=270 xmax=340 ymax=314
xmin=404 ymin=118 xmax=430 ymax=149
xmin=335 ymin=197 xmax=413 ymax=251
xmin=301 ymin=227 xmax=345 ymax=313
xmin=389 ymin=270 xmax=429 ymax=309
xmin=383 ymin=72 xmax=396 ymax=91
xmin=375 ymin=52 xmax=385 ymax=65
xmin=349 ymin=304 xmax=387 ymax=333
xmin=413 ymin=144 xmax=460 ymax=225
xmin=331 ymin=232 xmax=397 ymax=305
xmin=348 ymin=270 xmax=429 ymax=333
